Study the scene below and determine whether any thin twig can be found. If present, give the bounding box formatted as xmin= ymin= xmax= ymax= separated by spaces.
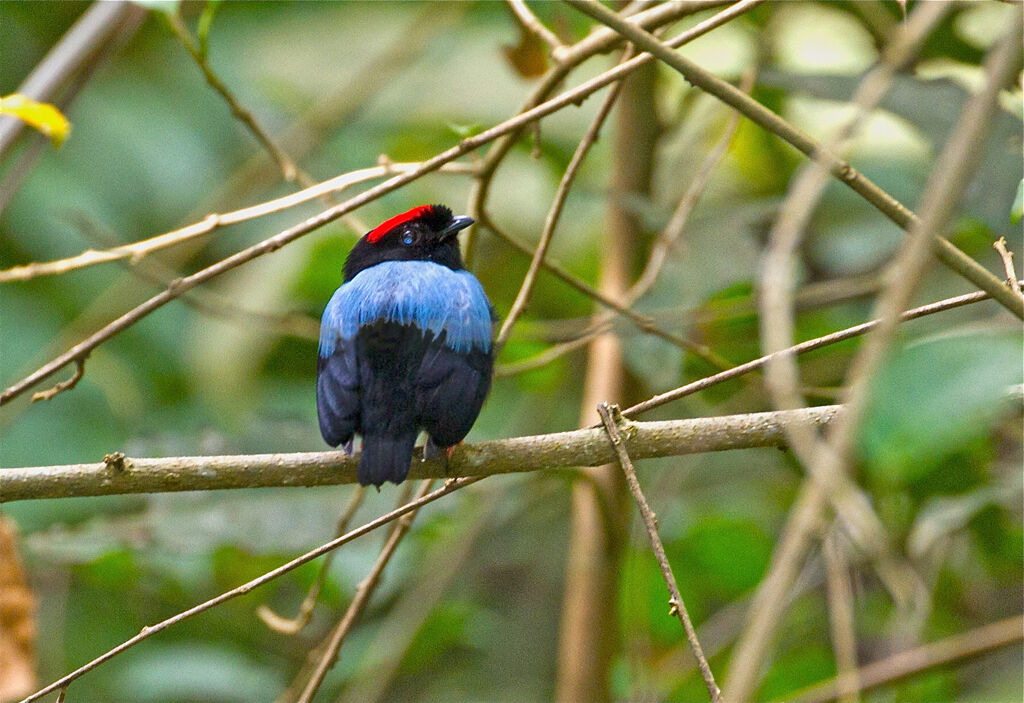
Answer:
xmin=496 ymin=48 xmax=631 ymax=348
xmin=504 ymin=63 xmax=757 ymax=373
xmin=164 ymin=13 xmax=303 ymax=184
xmin=564 ymin=0 xmax=1024 ymax=320
xmin=466 ymin=0 xmax=762 ymax=263
xmin=619 ymin=283 xmax=1016 ymax=419
xmin=783 ymin=615 xmax=1024 ymax=703
xmin=630 ymin=65 xmax=758 ymax=303
xmin=336 ymin=492 xmax=497 ymax=703
xmin=483 ymin=214 xmax=731 ymax=367
xmin=257 ymin=486 xmax=366 ymax=634
xmin=822 ymin=529 xmax=860 ymax=703
xmin=0 ymin=161 xmax=475 ymax=283
xmin=597 ymin=402 xmax=722 ymax=703
xmin=507 ymin=0 xmax=565 ymax=55
xmin=296 ymin=480 xmax=434 ymax=703
xmin=29 ymin=357 xmax=85 ymax=403
xmin=17 ymin=477 xmax=480 ymax=703
xmin=993 ymin=237 xmax=1022 ymax=295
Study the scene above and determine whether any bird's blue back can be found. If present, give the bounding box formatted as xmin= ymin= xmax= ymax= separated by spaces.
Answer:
xmin=319 ymin=260 xmax=493 ymax=356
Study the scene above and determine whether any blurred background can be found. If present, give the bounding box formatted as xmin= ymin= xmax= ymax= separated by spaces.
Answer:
xmin=1 ymin=2 xmax=1021 ymax=702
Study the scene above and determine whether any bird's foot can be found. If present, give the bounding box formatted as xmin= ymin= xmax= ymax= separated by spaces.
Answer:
xmin=422 ymin=436 xmax=442 ymax=462
xmin=422 ymin=439 xmax=459 ymax=475
xmin=341 ymin=438 xmax=354 ymax=457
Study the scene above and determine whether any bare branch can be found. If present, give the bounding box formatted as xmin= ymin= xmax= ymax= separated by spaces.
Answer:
xmin=597 ymin=403 xmax=722 ymax=703
xmin=822 ymin=530 xmax=860 ymax=703
xmin=296 ymin=481 xmax=434 ymax=703
xmin=17 ymin=478 xmax=481 ymax=703
xmin=619 ymin=284 xmax=1013 ymax=419
xmin=507 ymin=0 xmax=565 ymax=55
xmin=786 ymin=615 xmax=1024 ymax=703
xmin=0 ymin=161 xmax=475 ymax=283
xmin=993 ymin=237 xmax=1022 ymax=295
xmin=164 ymin=12 xmax=303 ymax=185
xmin=1 ymin=405 xmax=843 ymax=503
xmin=29 ymin=357 xmax=85 ymax=403
xmin=466 ymin=0 xmax=761 ymax=262
xmin=257 ymin=486 xmax=366 ymax=634
xmin=564 ymin=0 xmax=1024 ymax=320
xmin=496 ymin=51 xmax=630 ymax=348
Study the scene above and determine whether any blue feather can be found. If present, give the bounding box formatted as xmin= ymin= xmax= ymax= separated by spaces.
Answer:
xmin=320 ymin=260 xmax=492 ymax=356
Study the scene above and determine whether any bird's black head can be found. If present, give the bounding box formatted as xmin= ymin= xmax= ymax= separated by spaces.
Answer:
xmin=343 ymin=204 xmax=473 ymax=282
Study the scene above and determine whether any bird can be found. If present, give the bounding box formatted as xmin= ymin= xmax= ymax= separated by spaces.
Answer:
xmin=316 ymin=204 xmax=495 ymax=487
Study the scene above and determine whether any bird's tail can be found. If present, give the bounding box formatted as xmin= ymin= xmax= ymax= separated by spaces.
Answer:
xmin=358 ymin=433 xmax=417 ymax=487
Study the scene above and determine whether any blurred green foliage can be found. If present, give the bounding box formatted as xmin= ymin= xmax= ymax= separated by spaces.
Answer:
xmin=1 ymin=2 xmax=1021 ymax=702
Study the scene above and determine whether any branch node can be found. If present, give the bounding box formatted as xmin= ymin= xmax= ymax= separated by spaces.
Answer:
xmin=993 ymin=237 xmax=1023 ymax=295
xmin=30 ymin=357 xmax=86 ymax=403
xmin=102 ymin=452 xmax=127 ymax=472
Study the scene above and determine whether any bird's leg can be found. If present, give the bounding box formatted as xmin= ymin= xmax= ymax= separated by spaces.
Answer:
xmin=341 ymin=438 xmax=354 ymax=457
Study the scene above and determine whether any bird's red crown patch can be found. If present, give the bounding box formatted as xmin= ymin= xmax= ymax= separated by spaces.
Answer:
xmin=366 ymin=205 xmax=436 ymax=244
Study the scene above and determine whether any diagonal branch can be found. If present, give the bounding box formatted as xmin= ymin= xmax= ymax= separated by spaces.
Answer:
xmin=507 ymin=0 xmax=565 ymax=55
xmin=257 ymin=486 xmax=366 ymax=634
xmin=16 ymin=477 xmax=481 ymax=703
xmin=495 ymin=50 xmax=630 ymax=349
xmin=295 ymin=480 xmax=434 ymax=703
xmin=0 ymin=161 xmax=475 ymax=283
xmin=466 ymin=0 xmax=762 ymax=262
xmin=563 ymin=0 xmax=1024 ymax=320
xmin=483 ymin=214 xmax=729 ymax=364
xmin=618 ymin=283 xmax=1015 ymax=419
xmin=501 ymin=63 xmax=757 ymax=375
xmin=784 ymin=615 xmax=1024 ymax=703
xmin=597 ymin=402 xmax=722 ymax=703
xmin=164 ymin=12 xmax=304 ymax=185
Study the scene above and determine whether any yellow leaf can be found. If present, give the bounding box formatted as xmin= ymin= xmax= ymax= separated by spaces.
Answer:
xmin=0 ymin=93 xmax=71 ymax=147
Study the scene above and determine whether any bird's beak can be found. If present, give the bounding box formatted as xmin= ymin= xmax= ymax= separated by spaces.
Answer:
xmin=439 ymin=215 xmax=475 ymax=242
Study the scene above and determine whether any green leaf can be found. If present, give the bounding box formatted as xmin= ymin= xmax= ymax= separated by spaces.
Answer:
xmin=1011 ymin=179 xmax=1023 ymax=224
xmin=859 ymin=329 xmax=1023 ymax=483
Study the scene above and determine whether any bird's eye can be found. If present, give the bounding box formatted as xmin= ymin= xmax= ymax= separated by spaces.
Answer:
xmin=402 ymin=234 xmax=414 ymax=245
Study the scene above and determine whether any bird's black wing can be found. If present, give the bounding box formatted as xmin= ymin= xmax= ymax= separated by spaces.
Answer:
xmin=415 ymin=336 xmax=493 ymax=448
xmin=316 ymin=338 xmax=360 ymax=449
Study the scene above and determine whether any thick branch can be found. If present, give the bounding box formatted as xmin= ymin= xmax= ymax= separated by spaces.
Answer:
xmin=0 ymin=405 xmax=842 ymax=503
